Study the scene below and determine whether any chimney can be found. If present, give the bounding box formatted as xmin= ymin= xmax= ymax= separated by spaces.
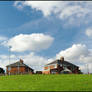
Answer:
xmin=60 ymin=56 xmax=64 ymax=62
xmin=20 ymin=59 xmax=23 ymax=63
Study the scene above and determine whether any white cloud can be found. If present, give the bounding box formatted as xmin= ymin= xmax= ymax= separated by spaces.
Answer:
xmin=14 ymin=1 xmax=62 ymax=16
xmin=14 ymin=1 xmax=92 ymax=21
xmin=85 ymin=28 xmax=92 ymax=37
xmin=13 ymin=1 xmax=92 ymax=28
xmin=0 ymin=54 xmax=17 ymax=70
xmin=56 ymin=44 xmax=89 ymax=62
xmin=80 ymin=63 xmax=92 ymax=73
xmin=6 ymin=33 xmax=54 ymax=52
xmin=59 ymin=5 xmax=90 ymax=19
xmin=19 ymin=52 xmax=48 ymax=71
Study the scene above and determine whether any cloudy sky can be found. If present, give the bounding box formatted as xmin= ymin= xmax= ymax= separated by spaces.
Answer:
xmin=0 ymin=1 xmax=92 ymax=73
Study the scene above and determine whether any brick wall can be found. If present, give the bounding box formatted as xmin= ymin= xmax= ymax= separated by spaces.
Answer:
xmin=6 ymin=66 xmax=32 ymax=75
xmin=44 ymin=66 xmax=48 ymax=70
xmin=49 ymin=65 xmax=55 ymax=69
xmin=42 ymin=70 xmax=50 ymax=74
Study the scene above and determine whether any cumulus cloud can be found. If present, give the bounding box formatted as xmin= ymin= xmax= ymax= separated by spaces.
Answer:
xmin=80 ymin=63 xmax=92 ymax=73
xmin=5 ymin=33 xmax=54 ymax=52
xmin=14 ymin=1 xmax=92 ymax=21
xmin=19 ymin=52 xmax=48 ymax=71
xmin=0 ymin=54 xmax=17 ymax=70
xmin=85 ymin=28 xmax=92 ymax=37
xmin=14 ymin=1 xmax=62 ymax=16
xmin=56 ymin=44 xmax=89 ymax=62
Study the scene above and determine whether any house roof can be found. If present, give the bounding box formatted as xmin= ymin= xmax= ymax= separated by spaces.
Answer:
xmin=62 ymin=67 xmax=72 ymax=72
xmin=6 ymin=60 xmax=34 ymax=71
xmin=46 ymin=59 xmax=79 ymax=68
xmin=46 ymin=59 xmax=59 ymax=65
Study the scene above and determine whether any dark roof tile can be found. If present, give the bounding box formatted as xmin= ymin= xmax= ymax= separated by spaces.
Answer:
xmin=46 ymin=59 xmax=79 ymax=68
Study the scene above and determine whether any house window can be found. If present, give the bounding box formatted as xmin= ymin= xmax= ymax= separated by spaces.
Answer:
xmin=44 ymin=66 xmax=48 ymax=70
xmin=61 ymin=71 xmax=70 ymax=74
xmin=50 ymin=70 xmax=57 ymax=74
xmin=60 ymin=64 xmax=62 ymax=67
xmin=49 ymin=65 xmax=55 ymax=69
xmin=8 ymin=67 xmax=11 ymax=71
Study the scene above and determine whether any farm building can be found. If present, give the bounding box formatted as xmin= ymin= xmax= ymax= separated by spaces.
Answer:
xmin=6 ymin=59 xmax=34 ymax=75
xmin=43 ymin=57 xmax=82 ymax=74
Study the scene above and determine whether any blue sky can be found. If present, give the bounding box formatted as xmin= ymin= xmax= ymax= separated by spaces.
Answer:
xmin=0 ymin=1 xmax=92 ymax=73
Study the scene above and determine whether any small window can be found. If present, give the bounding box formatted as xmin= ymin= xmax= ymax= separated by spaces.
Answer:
xmin=50 ymin=65 xmax=55 ymax=69
xmin=8 ymin=67 xmax=11 ymax=71
xmin=44 ymin=66 xmax=48 ymax=70
xmin=51 ymin=70 xmax=57 ymax=74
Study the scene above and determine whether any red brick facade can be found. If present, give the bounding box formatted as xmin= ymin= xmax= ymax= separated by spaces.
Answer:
xmin=6 ymin=59 xmax=34 ymax=75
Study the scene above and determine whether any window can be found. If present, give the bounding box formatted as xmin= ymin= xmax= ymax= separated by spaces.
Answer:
xmin=50 ymin=65 xmax=55 ymax=69
xmin=44 ymin=66 xmax=48 ymax=70
xmin=8 ymin=67 xmax=11 ymax=71
xmin=50 ymin=69 xmax=57 ymax=74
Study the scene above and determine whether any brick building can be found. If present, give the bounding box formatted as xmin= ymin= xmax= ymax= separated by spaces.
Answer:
xmin=43 ymin=57 xmax=82 ymax=74
xmin=6 ymin=59 xmax=34 ymax=75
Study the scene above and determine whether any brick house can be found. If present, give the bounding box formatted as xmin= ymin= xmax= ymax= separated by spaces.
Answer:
xmin=43 ymin=57 xmax=82 ymax=74
xmin=6 ymin=59 xmax=34 ymax=75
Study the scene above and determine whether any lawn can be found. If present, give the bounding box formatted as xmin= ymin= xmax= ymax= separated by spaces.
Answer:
xmin=0 ymin=74 xmax=92 ymax=91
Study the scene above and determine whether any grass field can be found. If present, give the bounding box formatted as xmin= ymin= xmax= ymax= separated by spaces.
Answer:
xmin=0 ymin=74 xmax=92 ymax=91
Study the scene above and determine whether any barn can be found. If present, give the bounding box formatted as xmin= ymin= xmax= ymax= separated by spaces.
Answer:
xmin=43 ymin=57 xmax=82 ymax=74
xmin=6 ymin=59 xmax=34 ymax=75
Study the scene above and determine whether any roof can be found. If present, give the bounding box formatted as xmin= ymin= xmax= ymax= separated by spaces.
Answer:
xmin=6 ymin=61 xmax=34 ymax=71
xmin=46 ymin=59 xmax=59 ymax=65
xmin=63 ymin=67 xmax=72 ymax=72
xmin=46 ymin=59 xmax=79 ymax=68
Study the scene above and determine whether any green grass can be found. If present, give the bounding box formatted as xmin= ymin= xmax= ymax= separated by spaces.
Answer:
xmin=0 ymin=74 xmax=92 ymax=91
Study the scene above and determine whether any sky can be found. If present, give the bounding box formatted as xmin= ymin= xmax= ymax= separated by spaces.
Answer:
xmin=0 ymin=1 xmax=92 ymax=73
